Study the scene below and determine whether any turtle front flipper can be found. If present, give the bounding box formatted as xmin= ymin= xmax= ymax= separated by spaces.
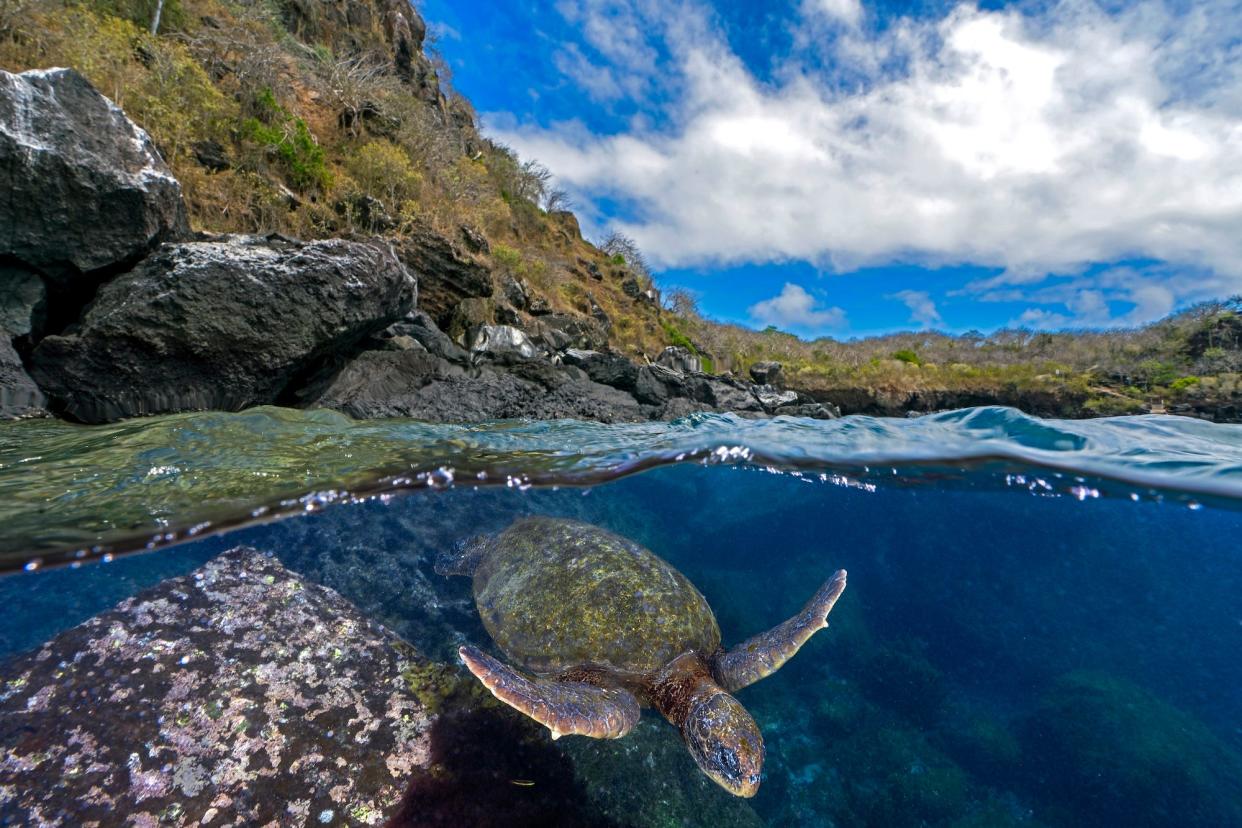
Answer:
xmin=459 ymin=645 xmax=640 ymax=740
xmin=714 ymin=569 xmax=847 ymax=692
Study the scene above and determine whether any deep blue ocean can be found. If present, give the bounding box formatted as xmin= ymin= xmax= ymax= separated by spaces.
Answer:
xmin=2 ymin=407 xmax=1241 ymax=826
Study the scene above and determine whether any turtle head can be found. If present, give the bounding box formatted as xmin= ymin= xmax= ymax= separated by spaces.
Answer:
xmin=683 ymin=690 xmax=765 ymax=797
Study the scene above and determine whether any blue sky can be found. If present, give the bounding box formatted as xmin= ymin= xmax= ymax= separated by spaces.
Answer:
xmin=420 ymin=0 xmax=1242 ymax=338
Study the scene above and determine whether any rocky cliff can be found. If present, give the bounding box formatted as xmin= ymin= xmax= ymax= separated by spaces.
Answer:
xmin=0 ymin=65 xmax=835 ymax=424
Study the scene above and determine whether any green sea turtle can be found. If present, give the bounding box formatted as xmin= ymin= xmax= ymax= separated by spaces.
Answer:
xmin=437 ymin=516 xmax=847 ymax=797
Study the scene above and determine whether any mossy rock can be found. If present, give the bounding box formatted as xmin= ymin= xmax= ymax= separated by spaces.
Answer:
xmin=1020 ymin=671 xmax=1242 ymax=826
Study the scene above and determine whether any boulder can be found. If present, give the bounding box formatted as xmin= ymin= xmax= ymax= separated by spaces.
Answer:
xmin=749 ymin=361 xmax=784 ymax=387
xmin=312 ymin=349 xmax=462 ymax=418
xmin=0 ymin=337 xmax=43 ymax=419
xmin=447 ymin=297 xmax=494 ymax=345
xmin=776 ymin=402 xmax=840 ymax=419
xmin=561 ymin=349 xmax=640 ymax=392
xmin=383 ymin=310 xmax=470 ymax=364
xmin=0 ymin=68 xmax=189 ymax=279
xmin=705 ymin=378 xmax=764 ymax=413
xmin=656 ymin=346 xmax=702 ymax=374
xmin=0 ymin=265 xmax=45 ymax=337
xmin=537 ymin=313 xmax=608 ymax=351
xmin=191 ymin=139 xmax=229 ymax=172
xmin=754 ymin=385 xmax=799 ymax=410
xmin=587 ymin=293 xmax=611 ymax=329
xmin=30 ymin=236 xmax=416 ymax=423
xmin=396 ymin=228 xmax=491 ymax=329
xmin=634 ymin=364 xmax=711 ymax=406
xmin=621 ymin=275 xmax=643 ymax=299
xmin=0 ymin=548 xmax=433 ymax=825
xmin=459 ymin=225 xmax=489 ymax=254
xmin=501 ymin=276 xmax=529 ymax=310
xmin=653 ymin=397 xmax=715 ymax=420
xmin=470 ymin=325 xmax=540 ymax=361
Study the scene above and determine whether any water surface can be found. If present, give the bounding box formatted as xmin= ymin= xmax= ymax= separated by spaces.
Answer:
xmin=1 ymin=407 xmax=1241 ymax=826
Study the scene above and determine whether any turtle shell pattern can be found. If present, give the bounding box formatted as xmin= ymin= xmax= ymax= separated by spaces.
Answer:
xmin=472 ymin=517 xmax=721 ymax=676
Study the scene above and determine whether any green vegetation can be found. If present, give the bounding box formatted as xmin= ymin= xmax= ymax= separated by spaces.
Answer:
xmin=240 ymin=89 xmax=332 ymax=192
xmin=891 ymin=349 xmax=922 ymax=366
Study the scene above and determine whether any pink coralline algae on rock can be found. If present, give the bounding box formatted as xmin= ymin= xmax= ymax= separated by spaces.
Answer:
xmin=0 ymin=548 xmax=435 ymax=826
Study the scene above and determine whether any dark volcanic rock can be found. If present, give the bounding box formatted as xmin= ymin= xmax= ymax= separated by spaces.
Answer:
xmin=0 ymin=548 xmax=432 ymax=826
xmin=704 ymin=377 xmax=763 ymax=413
xmin=470 ymin=324 xmax=540 ymax=360
xmin=0 ymin=68 xmax=189 ymax=278
xmin=754 ymin=385 xmax=799 ymax=410
xmin=537 ymin=313 xmax=609 ymax=351
xmin=749 ymin=361 xmax=784 ymax=387
xmin=192 ymin=139 xmax=229 ymax=171
xmin=774 ymin=402 xmax=840 ymax=419
xmin=806 ymin=385 xmax=1087 ymax=419
xmin=383 ymin=310 xmax=470 ymax=364
xmin=396 ymin=228 xmax=492 ymax=330
xmin=0 ymin=264 xmax=45 ymax=337
xmin=634 ymin=365 xmax=712 ymax=407
xmin=561 ymin=349 xmax=640 ymax=392
xmin=30 ymin=235 xmax=415 ymax=423
xmin=314 ymin=350 xmax=643 ymax=422
xmin=0 ymin=337 xmax=43 ymax=418
xmin=656 ymin=346 xmax=702 ymax=374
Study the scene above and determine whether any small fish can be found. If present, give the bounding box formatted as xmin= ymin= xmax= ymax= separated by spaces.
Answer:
xmin=509 ymin=779 xmax=536 ymax=787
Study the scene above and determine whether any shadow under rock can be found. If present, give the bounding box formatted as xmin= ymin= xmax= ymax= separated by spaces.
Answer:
xmin=385 ymin=702 xmax=624 ymax=828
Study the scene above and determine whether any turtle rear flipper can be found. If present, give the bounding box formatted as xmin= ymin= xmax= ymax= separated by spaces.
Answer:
xmin=714 ymin=569 xmax=847 ymax=692
xmin=459 ymin=645 xmax=640 ymax=740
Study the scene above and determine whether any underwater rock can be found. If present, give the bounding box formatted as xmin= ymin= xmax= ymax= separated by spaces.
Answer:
xmin=560 ymin=718 xmax=764 ymax=828
xmin=1020 ymin=670 xmax=1242 ymax=827
xmin=30 ymin=235 xmax=415 ymax=423
xmin=0 ymin=68 xmax=189 ymax=279
xmin=0 ymin=548 xmax=433 ymax=826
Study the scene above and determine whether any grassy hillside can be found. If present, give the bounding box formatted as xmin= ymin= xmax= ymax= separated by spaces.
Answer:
xmin=670 ymin=292 xmax=1242 ymax=417
xmin=2 ymin=0 xmax=1239 ymax=419
xmin=0 ymin=0 xmax=674 ymax=356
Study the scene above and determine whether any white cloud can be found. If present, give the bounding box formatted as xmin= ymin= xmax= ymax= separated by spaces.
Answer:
xmin=891 ymin=289 xmax=943 ymax=328
xmin=489 ymin=0 xmax=1242 ymax=322
xmin=995 ymin=265 xmax=1186 ymax=329
xmin=553 ymin=43 xmax=627 ymax=102
xmin=805 ymin=0 xmax=863 ymax=27
xmin=748 ymin=283 xmax=847 ymax=330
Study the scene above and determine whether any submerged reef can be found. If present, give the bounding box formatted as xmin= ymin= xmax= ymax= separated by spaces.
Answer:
xmin=0 ymin=549 xmax=433 ymax=825
xmin=1020 ymin=671 xmax=1242 ymax=827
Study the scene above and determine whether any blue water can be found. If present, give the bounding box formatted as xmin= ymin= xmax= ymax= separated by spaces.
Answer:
xmin=2 ymin=407 xmax=1242 ymax=825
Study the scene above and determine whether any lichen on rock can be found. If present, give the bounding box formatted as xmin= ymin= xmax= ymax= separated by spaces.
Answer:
xmin=0 ymin=548 xmax=434 ymax=826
